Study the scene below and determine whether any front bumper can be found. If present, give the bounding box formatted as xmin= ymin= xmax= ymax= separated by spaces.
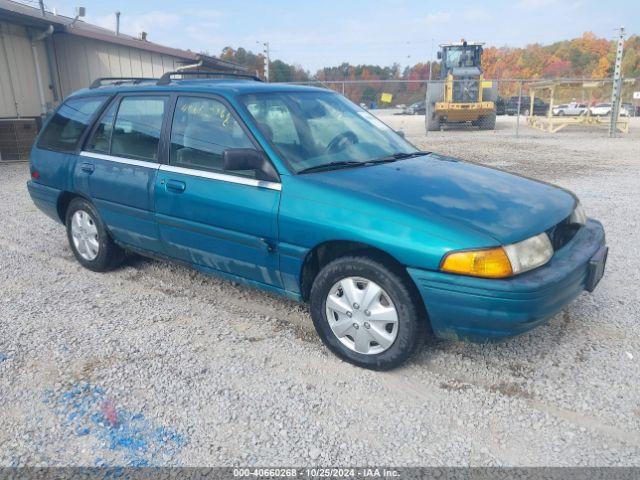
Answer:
xmin=407 ymin=219 xmax=606 ymax=342
xmin=435 ymin=102 xmax=495 ymax=121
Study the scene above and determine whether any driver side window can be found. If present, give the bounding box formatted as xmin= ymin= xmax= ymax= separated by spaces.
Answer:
xmin=245 ymin=98 xmax=300 ymax=145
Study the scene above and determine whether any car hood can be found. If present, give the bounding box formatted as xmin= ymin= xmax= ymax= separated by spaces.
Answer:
xmin=300 ymin=154 xmax=576 ymax=245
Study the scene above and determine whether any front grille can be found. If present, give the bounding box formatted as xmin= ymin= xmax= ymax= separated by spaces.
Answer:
xmin=547 ymin=217 xmax=581 ymax=251
xmin=452 ymin=78 xmax=479 ymax=103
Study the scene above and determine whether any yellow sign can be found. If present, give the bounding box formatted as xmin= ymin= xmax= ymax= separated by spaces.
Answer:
xmin=481 ymin=80 xmax=493 ymax=89
xmin=380 ymin=92 xmax=393 ymax=103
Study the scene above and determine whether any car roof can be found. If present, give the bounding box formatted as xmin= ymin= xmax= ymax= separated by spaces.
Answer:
xmin=69 ymin=79 xmax=329 ymax=99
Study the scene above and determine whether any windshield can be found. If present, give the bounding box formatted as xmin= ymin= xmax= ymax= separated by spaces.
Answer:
xmin=444 ymin=46 xmax=480 ymax=69
xmin=239 ymin=91 xmax=416 ymax=173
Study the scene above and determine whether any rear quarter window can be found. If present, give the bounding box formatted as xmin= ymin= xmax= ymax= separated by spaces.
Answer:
xmin=38 ymin=96 xmax=107 ymax=152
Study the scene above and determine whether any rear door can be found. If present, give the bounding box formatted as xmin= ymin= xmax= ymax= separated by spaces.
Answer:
xmin=154 ymin=94 xmax=282 ymax=287
xmin=79 ymin=94 xmax=169 ymax=253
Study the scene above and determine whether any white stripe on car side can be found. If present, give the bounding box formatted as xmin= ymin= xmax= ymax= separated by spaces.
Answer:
xmin=80 ymin=151 xmax=158 ymax=169
xmin=79 ymin=151 xmax=282 ymax=191
xmin=159 ymin=164 xmax=282 ymax=191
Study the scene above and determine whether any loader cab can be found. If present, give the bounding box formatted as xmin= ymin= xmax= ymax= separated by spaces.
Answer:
xmin=437 ymin=42 xmax=483 ymax=79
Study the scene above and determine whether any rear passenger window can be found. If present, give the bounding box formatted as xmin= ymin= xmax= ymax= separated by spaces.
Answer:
xmin=170 ymin=97 xmax=253 ymax=173
xmin=111 ymin=96 xmax=167 ymax=161
xmin=38 ymin=96 xmax=107 ymax=152
xmin=86 ymin=102 xmax=117 ymax=154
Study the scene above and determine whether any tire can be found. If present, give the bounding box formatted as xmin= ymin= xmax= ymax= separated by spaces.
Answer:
xmin=478 ymin=112 xmax=496 ymax=130
xmin=65 ymin=197 xmax=124 ymax=272
xmin=557 ymin=110 xmax=564 ymax=116
xmin=309 ymin=254 xmax=427 ymax=370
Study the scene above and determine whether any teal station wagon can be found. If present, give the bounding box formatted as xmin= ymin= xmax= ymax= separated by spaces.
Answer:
xmin=27 ymin=72 xmax=607 ymax=370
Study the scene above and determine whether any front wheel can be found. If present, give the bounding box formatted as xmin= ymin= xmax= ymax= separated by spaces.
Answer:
xmin=309 ymin=255 xmax=426 ymax=370
xmin=65 ymin=197 xmax=124 ymax=272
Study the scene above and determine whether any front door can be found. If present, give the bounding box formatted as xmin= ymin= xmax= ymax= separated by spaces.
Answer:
xmin=79 ymin=94 xmax=168 ymax=253
xmin=155 ymin=95 xmax=282 ymax=288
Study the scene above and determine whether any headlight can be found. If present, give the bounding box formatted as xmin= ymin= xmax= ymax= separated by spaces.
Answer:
xmin=441 ymin=232 xmax=553 ymax=279
xmin=503 ymin=232 xmax=553 ymax=275
xmin=569 ymin=201 xmax=587 ymax=226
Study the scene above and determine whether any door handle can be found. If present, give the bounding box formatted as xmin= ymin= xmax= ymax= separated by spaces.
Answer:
xmin=80 ymin=162 xmax=94 ymax=174
xmin=166 ymin=179 xmax=186 ymax=193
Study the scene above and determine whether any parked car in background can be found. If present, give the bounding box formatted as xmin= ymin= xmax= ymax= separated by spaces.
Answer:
xmin=495 ymin=96 xmax=505 ymax=116
xmin=27 ymin=73 xmax=608 ymax=370
xmin=505 ymin=96 xmax=549 ymax=116
xmin=403 ymin=101 xmax=426 ymax=115
xmin=622 ymin=103 xmax=636 ymax=117
xmin=589 ymin=103 xmax=629 ymax=117
xmin=552 ymin=102 xmax=587 ymax=116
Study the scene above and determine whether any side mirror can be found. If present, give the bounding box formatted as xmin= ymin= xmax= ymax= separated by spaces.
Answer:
xmin=222 ymin=149 xmax=279 ymax=183
xmin=437 ymin=51 xmax=442 ymax=60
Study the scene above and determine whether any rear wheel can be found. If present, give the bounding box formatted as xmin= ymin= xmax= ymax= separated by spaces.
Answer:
xmin=310 ymin=255 xmax=426 ymax=370
xmin=65 ymin=197 xmax=124 ymax=272
xmin=478 ymin=112 xmax=496 ymax=130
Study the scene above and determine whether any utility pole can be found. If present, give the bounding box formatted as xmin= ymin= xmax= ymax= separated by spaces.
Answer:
xmin=609 ymin=26 xmax=625 ymax=137
xmin=428 ymin=38 xmax=434 ymax=82
xmin=257 ymin=41 xmax=270 ymax=82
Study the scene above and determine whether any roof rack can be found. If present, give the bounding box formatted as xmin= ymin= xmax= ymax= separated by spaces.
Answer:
xmin=89 ymin=77 xmax=157 ymax=89
xmin=156 ymin=70 xmax=262 ymax=85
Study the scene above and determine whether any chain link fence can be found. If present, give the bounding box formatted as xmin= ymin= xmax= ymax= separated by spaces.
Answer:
xmin=0 ymin=78 xmax=637 ymax=162
xmin=288 ymin=78 xmax=639 ymax=137
xmin=0 ymin=118 xmax=39 ymax=162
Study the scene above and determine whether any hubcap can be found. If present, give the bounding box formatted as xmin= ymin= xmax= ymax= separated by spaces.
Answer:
xmin=325 ymin=277 xmax=398 ymax=355
xmin=70 ymin=210 xmax=99 ymax=261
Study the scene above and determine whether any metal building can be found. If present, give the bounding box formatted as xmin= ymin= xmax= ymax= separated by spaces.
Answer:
xmin=0 ymin=0 xmax=241 ymax=160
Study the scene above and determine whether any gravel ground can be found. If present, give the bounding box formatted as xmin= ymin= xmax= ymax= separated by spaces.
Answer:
xmin=1 ymin=116 xmax=639 ymax=467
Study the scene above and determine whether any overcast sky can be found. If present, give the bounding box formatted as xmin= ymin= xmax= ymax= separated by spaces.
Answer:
xmin=47 ymin=0 xmax=639 ymax=71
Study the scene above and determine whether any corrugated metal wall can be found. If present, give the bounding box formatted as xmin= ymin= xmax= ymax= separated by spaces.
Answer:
xmin=52 ymin=34 xmax=185 ymax=98
xmin=0 ymin=21 xmax=53 ymax=118
xmin=0 ymin=21 xmax=190 ymax=159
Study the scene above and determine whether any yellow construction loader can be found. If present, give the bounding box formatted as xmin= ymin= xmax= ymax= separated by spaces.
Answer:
xmin=426 ymin=41 xmax=497 ymax=131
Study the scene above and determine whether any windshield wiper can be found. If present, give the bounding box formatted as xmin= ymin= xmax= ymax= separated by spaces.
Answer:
xmin=297 ymin=161 xmax=366 ymax=174
xmin=297 ymin=152 xmax=431 ymax=174
xmin=366 ymin=151 xmax=431 ymax=164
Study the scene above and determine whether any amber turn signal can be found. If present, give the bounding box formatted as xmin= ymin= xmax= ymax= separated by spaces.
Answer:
xmin=440 ymin=247 xmax=513 ymax=279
